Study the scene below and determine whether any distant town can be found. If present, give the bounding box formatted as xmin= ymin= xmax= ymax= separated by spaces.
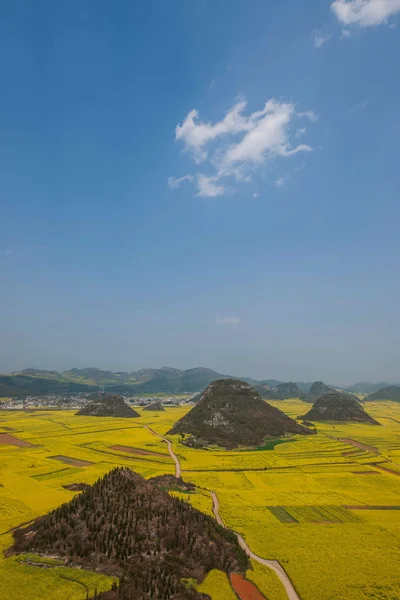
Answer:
xmin=0 ymin=393 xmax=193 ymax=411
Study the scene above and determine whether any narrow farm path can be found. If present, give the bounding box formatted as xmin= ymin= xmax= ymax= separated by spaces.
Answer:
xmin=211 ymin=491 xmax=301 ymax=600
xmin=336 ymin=437 xmax=379 ymax=455
xmin=144 ymin=426 xmax=181 ymax=477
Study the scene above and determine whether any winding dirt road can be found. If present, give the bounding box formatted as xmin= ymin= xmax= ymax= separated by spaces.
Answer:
xmin=145 ymin=426 xmax=181 ymax=478
xmin=211 ymin=491 xmax=300 ymax=600
xmin=145 ymin=425 xmax=300 ymax=599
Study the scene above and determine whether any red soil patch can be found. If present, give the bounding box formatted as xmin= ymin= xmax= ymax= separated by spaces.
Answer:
xmin=230 ymin=573 xmax=267 ymax=600
xmin=109 ymin=445 xmax=167 ymax=457
xmin=49 ymin=455 xmax=94 ymax=467
xmin=0 ymin=433 xmax=34 ymax=447
xmin=352 ymin=471 xmax=380 ymax=475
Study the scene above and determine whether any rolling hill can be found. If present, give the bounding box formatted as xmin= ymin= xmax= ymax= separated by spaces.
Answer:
xmin=76 ymin=394 xmax=140 ymax=418
xmin=300 ymin=381 xmax=334 ymax=403
xmin=364 ymin=386 xmax=400 ymax=402
xmin=12 ymin=467 xmax=248 ymax=600
xmin=169 ymin=379 xmax=312 ymax=448
xmin=303 ymin=392 xmax=380 ymax=424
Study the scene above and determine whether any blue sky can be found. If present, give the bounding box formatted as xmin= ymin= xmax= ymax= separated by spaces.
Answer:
xmin=1 ymin=0 xmax=399 ymax=384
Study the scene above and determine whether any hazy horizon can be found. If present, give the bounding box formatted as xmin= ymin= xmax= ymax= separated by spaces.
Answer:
xmin=1 ymin=361 xmax=398 ymax=388
xmin=1 ymin=1 xmax=399 ymax=387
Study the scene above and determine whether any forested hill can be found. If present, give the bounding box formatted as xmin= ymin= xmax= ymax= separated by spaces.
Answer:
xmin=2 ymin=367 xmax=394 ymax=397
xmin=0 ymin=366 xmax=258 ymax=396
xmin=12 ymin=468 xmax=248 ymax=600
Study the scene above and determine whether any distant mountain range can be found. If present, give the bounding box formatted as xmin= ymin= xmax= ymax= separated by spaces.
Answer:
xmin=0 ymin=366 xmax=398 ymax=397
xmin=0 ymin=366 xmax=259 ymax=397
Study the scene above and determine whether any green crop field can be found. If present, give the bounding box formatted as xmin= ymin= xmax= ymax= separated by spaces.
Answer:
xmin=1 ymin=401 xmax=400 ymax=599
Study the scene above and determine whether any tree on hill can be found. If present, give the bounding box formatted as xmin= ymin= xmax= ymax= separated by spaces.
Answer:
xmin=77 ymin=395 xmax=140 ymax=418
xmin=143 ymin=401 xmax=165 ymax=411
xmin=11 ymin=468 xmax=248 ymax=600
xmin=274 ymin=382 xmax=301 ymax=399
xmin=364 ymin=386 xmax=400 ymax=402
xmin=253 ymin=384 xmax=284 ymax=400
xmin=302 ymin=392 xmax=380 ymax=424
xmin=300 ymin=381 xmax=334 ymax=403
xmin=169 ymin=379 xmax=312 ymax=448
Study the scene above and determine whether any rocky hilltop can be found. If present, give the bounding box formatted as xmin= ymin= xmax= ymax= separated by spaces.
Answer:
xmin=169 ymin=379 xmax=312 ymax=448
xmin=300 ymin=381 xmax=333 ymax=403
xmin=77 ymin=394 xmax=140 ymax=418
xmin=12 ymin=468 xmax=247 ymax=600
xmin=253 ymin=384 xmax=285 ymax=400
xmin=303 ymin=392 xmax=380 ymax=424
xmin=364 ymin=386 xmax=400 ymax=402
xmin=274 ymin=382 xmax=301 ymax=399
xmin=143 ymin=401 xmax=165 ymax=411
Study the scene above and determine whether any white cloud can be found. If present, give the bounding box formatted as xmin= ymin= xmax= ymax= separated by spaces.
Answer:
xmin=175 ymin=100 xmax=249 ymax=163
xmin=297 ymin=110 xmax=319 ymax=123
xmin=215 ymin=315 xmax=241 ymax=325
xmin=221 ymin=100 xmax=312 ymax=171
xmin=196 ymin=174 xmax=225 ymax=197
xmin=168 ymin=174 xmax=193 ymax=189
xmin=171 ymin=97 xmax=317 ymax=197
xmin=312 ymin=30 xmax=333 ymax=47
xmin=275 ymin=175 xmax=290 ymax=188
xmin=352 ymin=100 xmax=370 ymax=110
xmin=331 ymin=0 xmax=400 ymax=27
xmin=253 ymin=192 xmax=259 ymax=198
xmin=341 ymin=28 xmax=352 ymax=36
xmin=295 ymin=127 xmax=307 ymax=138
xmin=5 ymin=249 xmax=12 ymax=254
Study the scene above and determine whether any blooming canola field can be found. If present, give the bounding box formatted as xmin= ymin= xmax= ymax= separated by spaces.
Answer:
xmin=0 ymin=401 xmax=400 ymax=600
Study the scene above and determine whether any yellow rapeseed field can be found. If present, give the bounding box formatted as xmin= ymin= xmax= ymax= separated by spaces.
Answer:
xmin=1 ymin=401 xmax=400 ymax=599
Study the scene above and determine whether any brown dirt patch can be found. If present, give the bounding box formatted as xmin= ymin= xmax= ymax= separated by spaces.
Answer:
xmin=352 ymin=471 xmax=380 ymax=475
xmin=230 ymin=573 xmax=267 ymax=600
xmin=373 ymin=464 xmax=400 ymax=477
xmin=49 ymin=455 xmax=94 ymax=467
xmin=0 ymin=433 xmax=34 ymax=447
xmin=337 ymin=438 xmax=379 ymax=454
xmin=62 ymin=483 xmax=91 ymax=491
xmin=109 ymin=445 xmax=167 ymax=457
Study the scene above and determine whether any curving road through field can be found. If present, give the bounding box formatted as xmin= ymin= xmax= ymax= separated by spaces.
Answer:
xmin=144 ymin=425 xmax=181 ymax=478
xmin=211 ymin=491 xmax=301 ymax=600
xmin=145 ymin=425 xmax=300 ymax=600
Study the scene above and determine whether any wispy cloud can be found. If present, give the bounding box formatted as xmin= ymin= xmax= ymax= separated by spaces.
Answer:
xmin=5 ymin=249 xmax=12 ymax=255
xmin=170 ymin=97 xmax=317 ymax=197
xmin=312 ymin=30 xmax=333 ymax=47
xmin=297 ymin=110 xmax=319 ymax=123
xmin=275 ymin=175 xmax=291 ymax=188
xmin=175 ymin=100 xmax=249 ymax=163
xmin=215 ymin=315 xmax=241 ymax=325
xmin=168 ymin=174 xmax=193 ymax=189
xmin=352 ymin=100 xmax=370 ymax=111
xmin=196 ymin=174 xmax=225 ymax=197
xmin=331 ymin=0 xmax=400 ymax=27
xmin=295 ymin=127 xmax=307 ymax=139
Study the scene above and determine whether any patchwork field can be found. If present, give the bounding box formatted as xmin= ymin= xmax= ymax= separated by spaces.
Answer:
xmin=0 ymin=401 xmax=400 ymax=599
